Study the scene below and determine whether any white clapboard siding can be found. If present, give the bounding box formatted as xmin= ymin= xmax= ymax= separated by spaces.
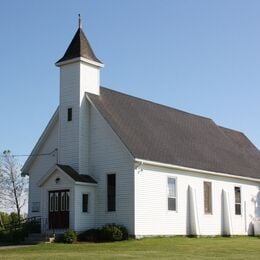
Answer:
xmin=59 ymin=62 xmax=101 ymax=175
xmin=59 ymin=63 xmax=80 ymax=171
xmin=28 ymin=118 xmax=59 ymax=218
xmin=74 ymin=184 xmax=96 ymax=232
xmin=88 ymin=100 xmax=135 ymax=234
xmin=134 ymin=164 xmax=259 ymax=236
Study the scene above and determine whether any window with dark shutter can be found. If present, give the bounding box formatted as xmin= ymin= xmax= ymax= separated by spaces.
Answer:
xmin=168 ymin=177 xmax=177 ymax=211
xmin=235 ymin=187 xmax=241 ymax=215
xmin=204 ymin=182 xmax=212 ymax=214
xmin=82 ymin=194 xmax=88 ymax=213
xmin=67 ymin=108 xmax=72 ymax=121
xmin=107 ymin=174 xmax=116 ymax=211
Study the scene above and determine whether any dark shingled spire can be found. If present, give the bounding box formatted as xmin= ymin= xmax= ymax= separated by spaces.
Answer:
xmin=56 ymin=27 xmax=102 ymax=64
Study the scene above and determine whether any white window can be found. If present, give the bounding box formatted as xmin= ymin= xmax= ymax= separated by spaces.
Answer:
xmin=66 ymin=191 xmax=70 ymax=211
xmin=168 ymin=177 xmax=177 ymax=211
xmin=61 ymin=192 xmax=66 ymax=211
xmin=54 ymin=192 xmax=59 ymax=212
xmin=235 ymin=187 xmax=241 ymax=215
xmin=204 ymin=181 xmax=212 ymax=214
xmin=31 ymin=202 xmax=40 ymax=213
xmin=49 ymin=193 xmax=54 ymax=212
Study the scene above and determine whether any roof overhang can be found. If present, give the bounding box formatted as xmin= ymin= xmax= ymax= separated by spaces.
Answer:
xmin=38 ymin=165 xmax=97 ymax=187
xmin=135 ymin=158 xmax=260 ymax=183
xmin=55 ymin=57 xmax=104 ymax=68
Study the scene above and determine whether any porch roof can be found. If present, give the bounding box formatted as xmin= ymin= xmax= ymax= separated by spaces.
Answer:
xmin=57 ymin=164 xmax=97 ymax=184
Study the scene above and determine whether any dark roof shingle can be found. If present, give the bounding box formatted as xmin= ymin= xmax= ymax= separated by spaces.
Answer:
xmin=57 ymin=164 xmax=97 ymax=184
xmin=57 ymin=28 xmax=102 ymax=64
xmin=88 ymin=87 xmax=260 ymax=179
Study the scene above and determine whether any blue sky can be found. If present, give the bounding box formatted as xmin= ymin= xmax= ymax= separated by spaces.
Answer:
xmin=0 ymin=0 xmax=260 ymax=165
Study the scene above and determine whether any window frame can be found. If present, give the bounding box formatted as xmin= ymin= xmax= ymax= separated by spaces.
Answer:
xmin=49 ymin=193 xmax=54 ymax=212
xmin=65 ymin=191 xmax=70 ymax=211
xmin=167 ymin=177 xmax=177 ymax=212
xmin=107 ymin=173 xmax=116 ymax=212
xmin=54 ymin=192 xmax=59 ymax=212
xmin=61 ymin=191 xmax=66 ymax=211
xmin=82 ymin=193 xmax=89 ymax=213
xmin=67 ymin=107 xmax=73 ymax=122
xmin=31 ymin=202 xmax=40 ymax=213
xmin=203 ymin=181 xmax=213 ymax=215
xmin=234 ymin=186 xmax=242 ymax=215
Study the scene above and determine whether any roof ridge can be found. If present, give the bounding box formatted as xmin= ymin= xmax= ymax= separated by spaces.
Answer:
xmin=217 ymin=125 xmax=244 ymax=135
xmin=100 ymin=86 xmax=212 ymax=122
xmin=216 ymin=125 xmax=259 ymax=152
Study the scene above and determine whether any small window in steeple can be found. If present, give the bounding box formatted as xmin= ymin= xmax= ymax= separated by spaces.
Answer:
xmin=67 ymin=108 xmax=72 ymax=121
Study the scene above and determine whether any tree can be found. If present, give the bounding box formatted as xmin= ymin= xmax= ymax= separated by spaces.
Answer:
xmin=0 ymin=211 xmax=20 ymax=228
xmin=0 ymin=169 xmax=4 ymax=228
xmin=0 ymin=150 xmax=27 ymax=221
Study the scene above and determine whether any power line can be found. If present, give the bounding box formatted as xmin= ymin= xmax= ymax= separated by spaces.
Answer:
xmin=0 ymin=148 xmax=58 ymax=158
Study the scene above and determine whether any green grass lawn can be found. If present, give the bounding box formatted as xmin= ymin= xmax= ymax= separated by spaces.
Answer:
xmin=0 ymin=236 xmax=260 ymax=260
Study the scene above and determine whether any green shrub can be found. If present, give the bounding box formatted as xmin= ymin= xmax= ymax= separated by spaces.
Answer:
xmin=0 ymin=230 xmax=11 ymax=243
xmin=101 ymin=224 xmax=123 ymax=241
xmin=78 ymin=228 xmax=101 ymax=242
xmin=78 ymin=224 xmax=128 ymax=242
xmin=0 ymin=212 xmax=23 ymax=231
xmin=0 ymin=228 xmax=27 ymax=244
xmin=0 ymin=212 xmax=35 ymax=245
xmin=63 ymin=229 xmax=77 ymax=244
xmin=10 ymin=229 xmax=27 ymax=244
xmin=0 ymin=212 xmax=11 ymax=228
xmin=111 ymin=224 xmax=128 ymax=240
xmin=9 ymin=212 xmax=22 ymax=225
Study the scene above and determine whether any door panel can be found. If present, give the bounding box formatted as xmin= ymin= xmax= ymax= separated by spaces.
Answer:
xmin=49 ymin=190 xmax=69 ymax=229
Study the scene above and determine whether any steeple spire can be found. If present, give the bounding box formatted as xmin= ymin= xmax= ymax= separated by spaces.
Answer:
xmin=56 ymin=15 xmax=103 ymax=65
xmin=78 ymin=14 xmax=82 ymax=29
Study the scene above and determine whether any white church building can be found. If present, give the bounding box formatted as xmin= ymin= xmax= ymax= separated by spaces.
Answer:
xmin=22 ymin=21 xmax=260 ymax=237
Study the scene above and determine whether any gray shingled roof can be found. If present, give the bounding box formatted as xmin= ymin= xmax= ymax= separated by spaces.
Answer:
xmin=57 ymin=164 xmax=97 ymax=184
xmin=88 ymin=87 xmax=260 ymax=179
xmin=57 ymin=28 xmax=102 ymax=64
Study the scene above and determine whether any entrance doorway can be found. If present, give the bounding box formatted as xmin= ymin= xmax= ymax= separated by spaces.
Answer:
xmin=48 ymin=190 xmax=70 ymax=229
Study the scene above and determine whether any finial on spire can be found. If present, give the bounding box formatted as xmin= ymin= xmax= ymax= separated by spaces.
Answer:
xmin=78 ymin=14 xmax=82 ymax=29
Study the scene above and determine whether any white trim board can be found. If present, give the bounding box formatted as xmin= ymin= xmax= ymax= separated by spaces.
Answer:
xmin=135 ymin=158 xmax=260 ymax=183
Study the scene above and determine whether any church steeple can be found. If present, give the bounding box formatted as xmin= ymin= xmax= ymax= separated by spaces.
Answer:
xmin=57 ymin=17 xmax=103 ymax=173
xmin=56 ymin=15 xmax=103 ymax=65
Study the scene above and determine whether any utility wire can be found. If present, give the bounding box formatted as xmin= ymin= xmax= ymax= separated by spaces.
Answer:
xmin=0 ymin=148 xmax=58 ymax=158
